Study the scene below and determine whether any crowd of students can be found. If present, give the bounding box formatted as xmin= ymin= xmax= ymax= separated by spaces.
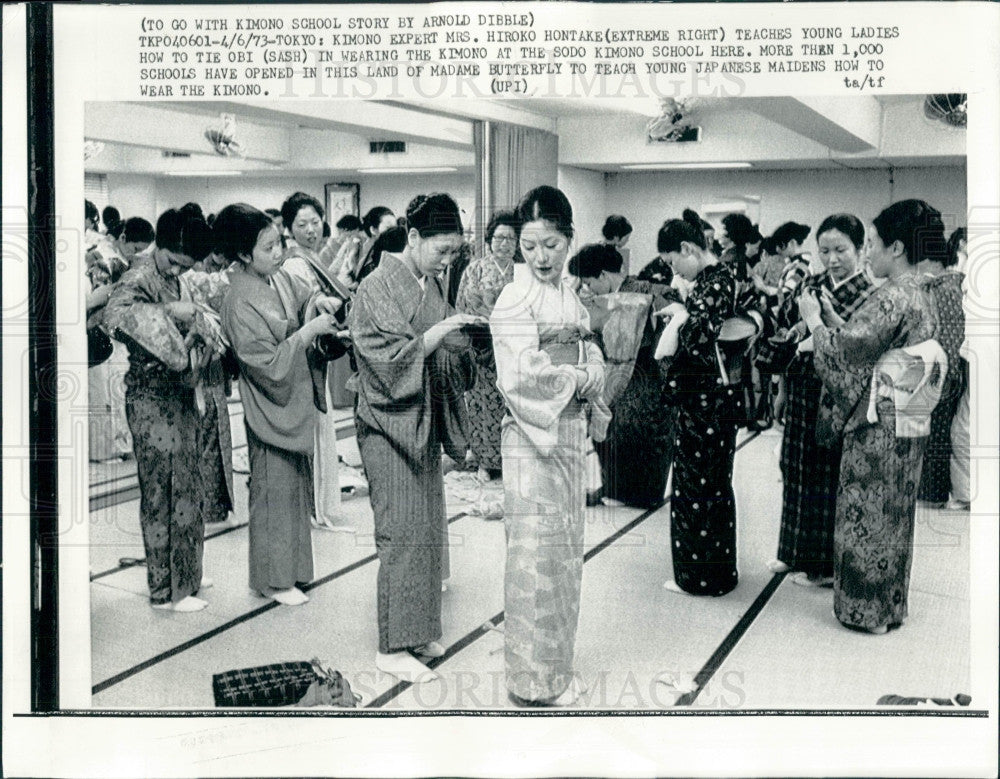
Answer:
xmin=86 ymin=183 xmax=969 ymax=705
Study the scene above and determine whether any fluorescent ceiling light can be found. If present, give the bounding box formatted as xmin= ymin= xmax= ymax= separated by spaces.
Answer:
xmin=356 ymin=166 xmax=458 ymax=174
xmin=622 ymin=162 xmax=753 ymax=171
xmin=162 ymin=170 xmax=245 ymax=177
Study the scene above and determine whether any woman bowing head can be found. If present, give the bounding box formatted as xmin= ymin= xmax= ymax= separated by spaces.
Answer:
xmin=349 ymin=192 xmax=481 ymax=683
xmin=491 ymin=185 xmax=608 ymax=708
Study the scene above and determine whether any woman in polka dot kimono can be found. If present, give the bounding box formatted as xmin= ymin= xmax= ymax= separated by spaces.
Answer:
xmin=654 ymin=212 xmax=743 ymax=597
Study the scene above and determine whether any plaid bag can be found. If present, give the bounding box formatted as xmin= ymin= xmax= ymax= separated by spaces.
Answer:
xmin=212 ymin=659 xmax=360 ymax=708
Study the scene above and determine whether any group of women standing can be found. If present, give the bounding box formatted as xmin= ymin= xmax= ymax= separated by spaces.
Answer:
xmin=101 ymin=178 xmax=962 ymax=704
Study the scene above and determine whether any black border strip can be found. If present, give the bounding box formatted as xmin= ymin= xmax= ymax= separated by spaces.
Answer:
xmin=27 ymin=1 xmax=59 ymax=713
xmin=91 ymin=512 xmax=468 ymax=695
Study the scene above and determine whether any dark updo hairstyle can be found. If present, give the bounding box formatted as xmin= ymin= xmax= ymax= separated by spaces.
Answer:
xmin=180 ymin=202 xmax=205 ymax=222
xmin=155 ymin=207 xmax=212 ymax=261
xmin=772 ymin=221 xmax=811 ymax=251
xmin=945 ymin=227 xmax=967 ymax=269
xmin=369 ymin=225 xmax=408 ymax=261
xmin=102 ymin=206 xmax=123 ymax=239
xmin=85 ymin=199 xmax=99 ymax=226
xmin=336 ymin=214 xmax=363 ymax=232
xmin=816 ymin=213 xmax=866 ymax=250
xmin=211 ymin=203 xmax=275 ymax=265
xmin=872 ymin=199 xmax=947 ymax=265
xmin=722 ymin=212 xmax=758 ymax=248
xmin=122 ymin=217 xmax=155 ymax=245
xmin=568 ymin=243 xmax=624 ymax=279
xmin=682 ymin=208 xmax=712 ymax=235
xmin=659 ymin=210 xmax=708 ymax=254
xmin=281 ymin=192 xmax=324 ymax=229
xmin=516 ymin=185 xmax=574 ymax=240
xmin=362 ymin=206 xmax=395 ymax=237
xmin=485 ymin=210 xmax=520 ymax=243
xmin=406 ymin=193 xmax=463 ymax=238
xmin=602 ymin=214 xmax=632 ymax=242
xmin=264 ymin=207 xmax=283 ymax=224
xmin=759 ymin=235 xmax=779 ymax=257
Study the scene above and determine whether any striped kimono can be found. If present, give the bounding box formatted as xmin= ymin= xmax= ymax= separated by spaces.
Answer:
xmin=776 ymin=269 xmax=874 ymax=577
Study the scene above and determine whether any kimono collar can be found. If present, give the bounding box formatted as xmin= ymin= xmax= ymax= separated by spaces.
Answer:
xmin=828 ymin=268 xmax=869 ymax=291
xmin=381 ymin=251 xmax=431 ymax=294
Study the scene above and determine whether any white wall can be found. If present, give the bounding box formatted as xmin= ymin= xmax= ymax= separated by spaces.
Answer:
xmin=557 ymin=165 xmax=607 ymax=250
xmin=604 ymin=165 xmax=968 ymax=275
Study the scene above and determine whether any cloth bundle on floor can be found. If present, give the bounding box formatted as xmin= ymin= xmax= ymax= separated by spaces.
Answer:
xmin=212 ymin=659 xmax=359 ymax=708
xmin=877 ymin=693 xmax=971 ymax=707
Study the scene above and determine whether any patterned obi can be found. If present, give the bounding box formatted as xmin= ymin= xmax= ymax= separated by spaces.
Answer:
xmin=539 ymin=325 xmax=587 ymax=416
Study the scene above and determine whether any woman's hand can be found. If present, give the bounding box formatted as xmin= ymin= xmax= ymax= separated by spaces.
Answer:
xmin=86 ymin=284 xmax=112 ymax=313
xmin=797 ymin=289 xmax=823 ymax=331
xmin=818 ymin=289 xmax=845 ymax=327
xmin=165 ymin=301 xmax=197 ymax=325
xmin=575 ymin=363 xmax=604 ymax=400
xmin=301 ymin=312 xmax=340 ymax=341
xmin=314 ymin=296 xmax=344 ymax=317
xmin=423 ymin=313 xmax=485 ymax=355
xmin=654 ymin=301 xmax=688 ymax=323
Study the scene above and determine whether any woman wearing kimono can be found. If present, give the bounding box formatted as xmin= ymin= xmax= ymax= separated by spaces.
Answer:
xmin=655 ymin=213 xmax=746 ymax=597
xmin=455 ymin=210 xmax=520 ymax=480
xmin=275 ymin=192 xmax=353 ymax=532
xmin=916 ymin=229 xmax=966 ymax=505
xmin=569 ymin=242 xmax=681 ymax=509
xmin=218 ymin=204 xmax=344 ymax=607
xmin=102 ymin=209 xmax=224 ymax=612
xmin=768 ymin=214 xmax=875 ymax=587
xmin=349 ymin=193 xmax=480 ymax=682
xmin=802 ymin=199 xmax=941 ymax=634
xmin=492 ymin=186 xmax=608 ymax=707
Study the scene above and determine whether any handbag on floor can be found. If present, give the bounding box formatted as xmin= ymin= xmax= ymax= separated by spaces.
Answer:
xmin=212 ymin=658 xmax=360 ymax=708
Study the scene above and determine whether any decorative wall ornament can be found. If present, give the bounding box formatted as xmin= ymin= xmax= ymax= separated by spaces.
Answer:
xmin=923 ymin=94 xmax=967 ymax=128
xmin=646 ymin=98 xmax=701 ymax=142
xmin=83 ymin=140 xmax=105 ymax=161
xmin=205 ymin=113 xmax=245 ymax=157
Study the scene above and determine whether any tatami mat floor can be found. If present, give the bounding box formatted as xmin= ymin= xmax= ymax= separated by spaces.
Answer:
xmin=88 ymin=421 xmax=971 ymax=711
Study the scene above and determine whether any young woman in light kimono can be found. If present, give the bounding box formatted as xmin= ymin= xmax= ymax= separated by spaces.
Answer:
xmin=768 ymin=214 xmax=875 ymax=587
xmin=654 ymin=213 xmax=745 ymax=597
xmin=102 ymin=209 xmax=223 ymax=612
xmin=492 ymin=186 xmax=608 ymax=707
xmin=349 ymin=193 xmax=481 ymax=682
xmin=218 ymin=204 xmax=343 ymax=607
xmin=275 ymin=192 xmax=353 ymax=533
xmin=801 ymin=199 xmax=941 ymax=634
xmin=455 ymin=210 xmax=520 ymax=480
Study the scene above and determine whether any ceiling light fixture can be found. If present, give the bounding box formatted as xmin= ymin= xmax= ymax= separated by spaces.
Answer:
xmin=161 ymin=170 xmax=245 ymax=177
xmin=622 ymin=162 xmax=753 ymax=171
xmin=356 ymin=166 xmax=458 ymax=174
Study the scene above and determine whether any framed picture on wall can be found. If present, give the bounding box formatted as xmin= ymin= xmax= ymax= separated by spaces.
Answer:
xmin=325 ymin=182 xmax=360 ymax=225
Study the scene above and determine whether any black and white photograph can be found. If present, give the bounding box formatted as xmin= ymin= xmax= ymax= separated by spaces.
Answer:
xmin=81 ymin=94 xmax=974 ymax=712
xmin=3 ymin=2 xmax=999 ymax=777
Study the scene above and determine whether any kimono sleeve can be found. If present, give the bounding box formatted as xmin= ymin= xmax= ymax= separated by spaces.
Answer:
xmin=348 ymin=273 xmax=426 ymax=406
xmin=490 ymin=285 xmax=578 ymax=433
xmin=102 ymin=266 xmax=162 ymax=335
xmin=813 ymin=286 xmax=903 ymax=378
xmin=455 ymin=260 xmax=485 ymax=317
xmin=676 ymin=271 xmax=731 ymax=370
xmin=224 ymin=296 xmax=308 ymax=408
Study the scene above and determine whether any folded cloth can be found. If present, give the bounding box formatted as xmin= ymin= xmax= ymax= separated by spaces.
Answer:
xmin=866 ymin=339 xmax=947 ymax=438
xmin=213 ymin=659 xmax=359 ymax=708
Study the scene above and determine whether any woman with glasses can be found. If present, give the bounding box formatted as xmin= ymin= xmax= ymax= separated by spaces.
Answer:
xmin=455 ymin=210 xmax=520 ymax=481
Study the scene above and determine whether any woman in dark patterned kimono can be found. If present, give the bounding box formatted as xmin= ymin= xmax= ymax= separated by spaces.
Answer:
xmin=492 ymin=186 xmax=608 ymax=707
xmin=802 ymin=199 xmax=942 ymax=634
xmin=768 ymin=214 xmax=875 ymax=587
xmin=655 ymin=213 xmax=746 ymax=597
xmin=219 ymin=205 xmax=343 ymax=607
xmin=569 ymin=243 xmax=681 ymax=508
xmin=455 ymin=210 xmax=519 ymax=480
xmin=916 ymin=228 xmax=966 ymax=505
xmin=349 ymin=193 xmax=481 ymax=683
xmin=102 ymin=209 xmax=225 ymax=612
